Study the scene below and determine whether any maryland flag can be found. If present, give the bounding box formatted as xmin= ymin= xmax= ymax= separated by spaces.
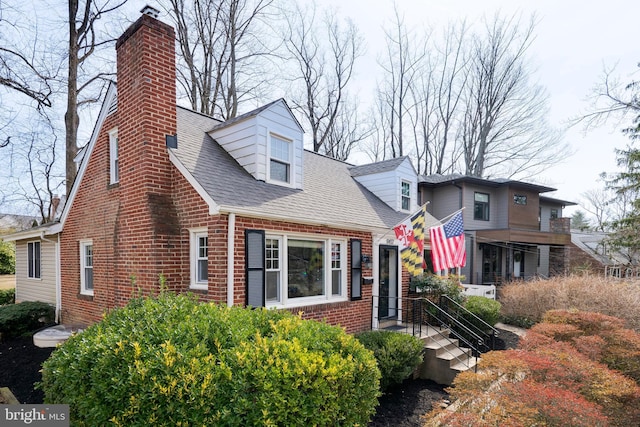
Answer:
xmin=393 ymin=205 xmax=427 ymax=276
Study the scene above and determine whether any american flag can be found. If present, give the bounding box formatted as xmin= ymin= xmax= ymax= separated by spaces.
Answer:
xmin=429 ymin=211 xmax=466 ymax=272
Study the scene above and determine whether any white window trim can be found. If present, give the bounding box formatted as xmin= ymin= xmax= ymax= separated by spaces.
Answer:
xmin=264 ymin=233 xmax=348 ymax=309
xmin=267 ymin=132 xmax=294 ymax=187
xmin=79 ymin=239 xmax=94 ymax=296
xmin=265 ymin=236 xmax=283 ymax=304
xmin=401 ymin=180 xmax=411 ymax=212
xmin=27 ymin=240 xmax=41 ymax=280
xmin=190 ymin=227 xmax=208 ymax=290
xmin=109 ymin=128 xmax=119 ymax=184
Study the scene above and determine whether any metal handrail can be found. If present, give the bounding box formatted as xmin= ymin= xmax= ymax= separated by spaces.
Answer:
xmin=420 ymin=298 xmax=484 ymax=355
xmin=373 ymin=295 xmax=482 ymax=371
xmin=439 ymin=295 xmax=499 ymax=352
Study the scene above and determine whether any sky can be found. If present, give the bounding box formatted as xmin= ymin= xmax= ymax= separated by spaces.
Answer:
xmin=4 ymin=0 xmax=638 ymax=218
xmin=312 ymin=0 xmax=640 ymax=216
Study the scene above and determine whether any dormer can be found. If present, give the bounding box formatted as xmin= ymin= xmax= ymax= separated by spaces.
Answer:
xmin=208 ymin=99 xmax=305 ymax=189
xmin=349 ymin=157 xmax=419 ymax=213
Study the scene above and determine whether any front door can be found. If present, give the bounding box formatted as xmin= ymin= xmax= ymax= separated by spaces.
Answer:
xmin=482 ymin=245 xmax=502 ymax=284
xmin=379 ymin=245 xmax=398 ymax=319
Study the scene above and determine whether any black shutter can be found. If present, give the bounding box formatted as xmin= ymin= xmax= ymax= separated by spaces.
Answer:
xmin=245 ymin=229 xmax=266 ymax=307
xmin=350 ymin=239 xmax=362 ymax=301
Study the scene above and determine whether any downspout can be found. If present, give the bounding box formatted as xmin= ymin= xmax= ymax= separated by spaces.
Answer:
xmin=452 ymin=182 xmax=471 ymax=281
xmin=226 ymin=213 xmax=236 ymax=307
xmin=40 ymin=232 xmax=61 ymax=323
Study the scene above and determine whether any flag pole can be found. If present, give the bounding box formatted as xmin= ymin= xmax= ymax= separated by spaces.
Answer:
xmin=375 ymin=202 xmax=429 ymax=244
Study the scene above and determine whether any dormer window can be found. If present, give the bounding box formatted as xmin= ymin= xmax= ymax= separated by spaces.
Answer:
xmin=401 ymin=181 xmax=411 ymax=211
xmin=269 ymin=134 xmax=291 ymax=184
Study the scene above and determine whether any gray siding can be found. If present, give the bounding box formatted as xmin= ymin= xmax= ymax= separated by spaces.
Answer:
xmin=354 ymin=158 xmax=418 ymax=212
xmin=210 ymin=101 xmax=304 ymax=189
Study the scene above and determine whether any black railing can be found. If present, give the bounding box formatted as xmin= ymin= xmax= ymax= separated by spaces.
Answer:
xmin=373 ymin=295 xmax=492 ymax=372
xmin=438 ymin=295 xmax=499 ymax=353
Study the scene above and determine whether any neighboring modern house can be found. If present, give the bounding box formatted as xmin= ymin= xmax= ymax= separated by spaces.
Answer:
xmin=7 ymin=9 xmax=433 ymax=333
xmin=419 ymin=174 xmax=576 ymax=284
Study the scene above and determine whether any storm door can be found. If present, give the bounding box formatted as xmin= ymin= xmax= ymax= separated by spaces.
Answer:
xmin=379 ymin=245 xmax=398 ymax=319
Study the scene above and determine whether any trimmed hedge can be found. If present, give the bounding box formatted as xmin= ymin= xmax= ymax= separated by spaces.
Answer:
xmin=0 ymin=301 xmax=54 ymax=339
xmin=39 ymin=293 xmax=381 ymax=426
xmin=355 ymin=330 xmax=424 ymax=390
xmin=463 ymin=295 xmax=501 ymax=328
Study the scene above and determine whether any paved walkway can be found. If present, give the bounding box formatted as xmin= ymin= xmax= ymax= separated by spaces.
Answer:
xmin=495 ymin=322 xmax=527 ymax=337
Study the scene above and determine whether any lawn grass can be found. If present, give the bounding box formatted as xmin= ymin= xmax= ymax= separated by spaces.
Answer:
xmin=0 ymin=275 xmax=15 ymax=290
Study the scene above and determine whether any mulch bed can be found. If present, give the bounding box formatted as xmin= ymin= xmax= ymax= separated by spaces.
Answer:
xmin=0 ymin=328 xmax=520 ymax=425
xmin=0 ymin=335 xmax=54 ymax=403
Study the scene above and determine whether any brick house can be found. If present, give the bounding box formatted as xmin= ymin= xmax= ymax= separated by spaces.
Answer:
xmin=40 ymin=10 xmax=427 ymax=333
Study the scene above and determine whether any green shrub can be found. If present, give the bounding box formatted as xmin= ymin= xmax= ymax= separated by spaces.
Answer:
xmin=463 ymin=296 xmax=501 ymax=328
xmin=39 ymin=293 xmax=380 ymax=426
xmin=0 ymin=301 xmax=54 ymax=339
xmin=355 ymin=330 xmax=423 ymax=390
xmin=0 ymin=288 xmax=15 ymax=305
xmin=499 ymin=314 xmax=536 ymax=329
xmin=411 ymin=274 xmax=464 ymax=304
xmin=0 ymin=239 xmax=15 ymax=275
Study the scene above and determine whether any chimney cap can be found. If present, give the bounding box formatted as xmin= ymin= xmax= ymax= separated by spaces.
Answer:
xmin=140 ymin=5 xmax=160 ymax=19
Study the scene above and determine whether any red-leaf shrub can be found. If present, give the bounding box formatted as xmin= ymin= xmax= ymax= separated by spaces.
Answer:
xmin=425 ymin=311 xmax=640 ymax=427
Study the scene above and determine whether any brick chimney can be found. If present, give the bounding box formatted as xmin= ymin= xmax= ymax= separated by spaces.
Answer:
xmin=113 ymin=9 xmax=179 ymax=297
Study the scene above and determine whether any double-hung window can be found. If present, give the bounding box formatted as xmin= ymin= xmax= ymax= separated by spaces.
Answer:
xmin=401 ymin=181 xmax=411 ymax=211
xmin=260 ymin=234 xmax=347 ymax=307
xmin=269 ymin=134 xmax=291 ymax=184
xmin=109 ymin=129 xmax=119 ymax=184
xmin=474 ymin=192 xmax=490 ymax=221
xmin=27 ymin=241 xmax=41 ymax=279
xmin=80 ymin=240 xmax=93 ymax=295
xmin=190 ymin=229 xmax=208 ymax=289
xmin=265 ymin=237 xmax=281 ymax=302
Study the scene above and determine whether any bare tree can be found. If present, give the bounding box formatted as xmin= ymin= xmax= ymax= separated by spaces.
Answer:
xmin=460 ymin=13 xmax=567 ymax=179
xmin=1 ymin=109 xmax=63 ymax=224
xmin=322 ymin=98 xmax=373 ymax=160
xmin=65 ymin=0 xmax=128 ymax=196
xmin=164 ymin=0 xmax=276 ymax=119
xmin=409 ymin=21 xmax=468 ymax=174
xmin=578 ymin=64 xmax=640 ymax=130
xmin=376 ymin=5 xmax=426 ymax=158
xmin=0 ymin=1 xmax=54 ymax=108
xmin=283 ymin=2 xmax=363 ymax=154
xmin=582 ymin=188 xmax=614 ymax=231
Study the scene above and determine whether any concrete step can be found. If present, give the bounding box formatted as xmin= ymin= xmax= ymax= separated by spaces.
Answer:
xmin=451 ymin=356 xmax=480 ymax=373
xmin=435 ymin=345 xmax=471 ymax=362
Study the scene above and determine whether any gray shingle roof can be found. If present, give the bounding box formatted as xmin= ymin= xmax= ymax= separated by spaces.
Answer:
xmin=172 ymin=107 xmax=407 ymax=231
xmin=420 ymin=173 xmax=558 ymax=194
xmin=349 ymin=157 xmax=409 ymax=177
